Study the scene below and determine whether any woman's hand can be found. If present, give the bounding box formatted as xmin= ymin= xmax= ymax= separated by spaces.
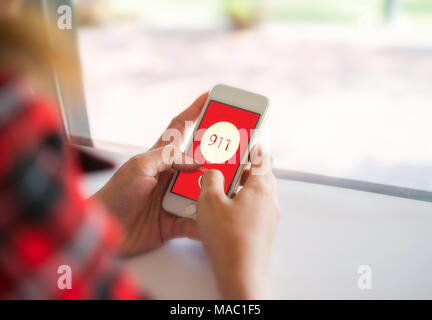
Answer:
xmin=95 ymin=92 xmax=208 ymax=256
xmin=196 ymin=145 xmax=280 ymax=299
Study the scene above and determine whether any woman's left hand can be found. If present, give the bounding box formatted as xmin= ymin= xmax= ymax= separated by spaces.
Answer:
xmin=95 ymin=92 xmax=208 ymax=256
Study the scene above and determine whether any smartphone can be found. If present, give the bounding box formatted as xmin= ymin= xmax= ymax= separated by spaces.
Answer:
xmin=162 ymin=84 xmax=269 ymax=218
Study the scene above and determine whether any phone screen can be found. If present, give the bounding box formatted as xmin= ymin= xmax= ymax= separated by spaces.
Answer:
xmin=171 ymin=100 xmax=261 ymax=200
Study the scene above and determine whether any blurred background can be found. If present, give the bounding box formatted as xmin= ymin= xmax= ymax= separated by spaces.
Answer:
xmin=73 ymin=0 xmax=432 ymax=192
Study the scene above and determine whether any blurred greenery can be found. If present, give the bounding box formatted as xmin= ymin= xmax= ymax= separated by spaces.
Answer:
xmin=100 ymin=0 xmax=432 ymax=27
xmin=223 ymin=0 xmax=265 ymax=28
xmin=270 ymin=0 xmax=432 ymax=25
xmin=224 ymin=0 xmax=262 ymax=21
xmin=270 ymin=0 xmax=379 ymax=23
xmin=400 ymin=0 xmax=432 ymax=25
xmin=157 ymin=0 xmax=432 ymax=25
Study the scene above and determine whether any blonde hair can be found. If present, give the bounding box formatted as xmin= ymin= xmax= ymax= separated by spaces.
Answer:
xmin=0 ymin=8 xmax=79 ymax=93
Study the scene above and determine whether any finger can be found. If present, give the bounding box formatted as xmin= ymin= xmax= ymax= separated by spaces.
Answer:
xmin=239 ymin=168 xmax=250 ymax=186
xmin=134 ymin=145 xmax=201 ymax=176
xmin=170 ymin=217 xmax=201 ymax=241
xmin=199 ymin=169 xmax=227 ymax=199
xmin=152 ymin=91 xmax=209 ymax=149
xmin=242 ymin=144 xmax=275 ymax=194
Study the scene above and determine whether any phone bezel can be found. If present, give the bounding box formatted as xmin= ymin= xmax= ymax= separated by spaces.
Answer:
xmin=162 ymin=84 xmax=269 ymax=218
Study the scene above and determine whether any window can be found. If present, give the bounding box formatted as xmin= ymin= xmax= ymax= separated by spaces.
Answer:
xmin=52 ymin=0 xmax=432 ymax=197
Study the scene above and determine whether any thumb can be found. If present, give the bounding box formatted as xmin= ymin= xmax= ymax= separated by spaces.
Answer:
xmin=200 ymin=169 xmax=226 ymax=198
xmin=134 ymin=144 xmax=201 ymax=177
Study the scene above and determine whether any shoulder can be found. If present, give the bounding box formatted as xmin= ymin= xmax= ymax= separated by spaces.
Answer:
xmin=0 ymin=74 xmax=63 ymax=178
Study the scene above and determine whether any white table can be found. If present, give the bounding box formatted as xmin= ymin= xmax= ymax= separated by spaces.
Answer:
xmin=81 ymin=148 xmax=432 ymax=299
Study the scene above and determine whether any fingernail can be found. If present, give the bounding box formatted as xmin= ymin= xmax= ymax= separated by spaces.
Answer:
xmin=194 ymin=158 xmax=204 ymax=165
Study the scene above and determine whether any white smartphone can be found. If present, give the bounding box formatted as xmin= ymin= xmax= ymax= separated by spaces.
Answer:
xmin=162 ymin=84 xmax=269 ymax=219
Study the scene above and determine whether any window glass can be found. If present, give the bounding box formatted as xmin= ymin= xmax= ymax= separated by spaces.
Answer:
xmin=75 ymin=0 xmax=432 ymax=192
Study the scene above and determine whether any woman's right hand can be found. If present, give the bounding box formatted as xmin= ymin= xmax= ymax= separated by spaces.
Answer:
xmin=196 ymin=145 xmax=280 ymax=299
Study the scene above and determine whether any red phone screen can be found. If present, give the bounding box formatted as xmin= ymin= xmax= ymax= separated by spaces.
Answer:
xmin=171 ymin=100 xmax=260 ymax=200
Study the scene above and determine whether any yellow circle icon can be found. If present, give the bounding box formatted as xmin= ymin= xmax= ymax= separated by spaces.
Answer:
xmin=200 ymin=121 xmax=240 ymax=163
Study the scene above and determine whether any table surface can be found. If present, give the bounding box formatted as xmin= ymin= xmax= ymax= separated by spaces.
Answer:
xmin=81 ymin=147 xmax=432 ymax=299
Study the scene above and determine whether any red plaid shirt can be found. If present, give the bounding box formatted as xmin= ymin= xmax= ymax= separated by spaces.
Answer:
xmin=0 ymin=74 xmax=143 ymax=299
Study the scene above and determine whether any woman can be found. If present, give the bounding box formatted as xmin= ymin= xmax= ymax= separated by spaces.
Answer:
xmin=0 ymin=3 xmax=280 ymax=299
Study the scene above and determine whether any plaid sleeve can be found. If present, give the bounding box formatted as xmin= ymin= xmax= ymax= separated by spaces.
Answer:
xmin=0 ymin=76 xmax=145 ymax=299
